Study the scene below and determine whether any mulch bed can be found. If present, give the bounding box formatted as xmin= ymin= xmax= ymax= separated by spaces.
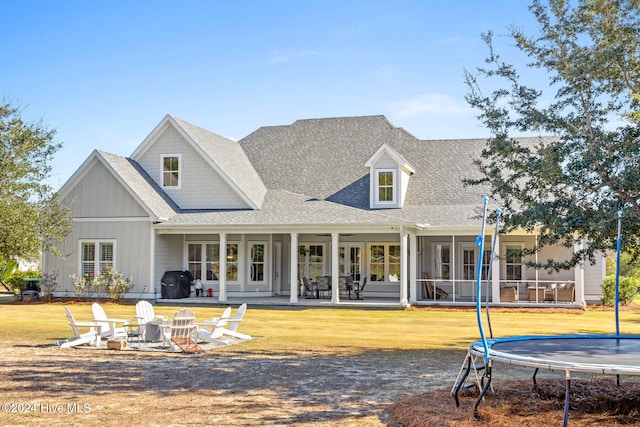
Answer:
xmin=386 ymin=378 xmax=640 ymax=426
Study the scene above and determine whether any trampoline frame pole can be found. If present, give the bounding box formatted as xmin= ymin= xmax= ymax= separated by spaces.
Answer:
xmin=615 ymin=210 xmax=622 ymax=336
xmin=563 ymin=370 xmax=571 ymax=427
xmin=475 ymin=197 xmax=490 ymax=365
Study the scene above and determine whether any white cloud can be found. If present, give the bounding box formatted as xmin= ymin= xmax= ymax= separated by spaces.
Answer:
xmin=388 ymin=93 xmax=471 ymax=118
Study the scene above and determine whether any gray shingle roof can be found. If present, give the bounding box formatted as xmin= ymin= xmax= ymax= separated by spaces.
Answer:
xmin=162 ymin=190 xmax=413 ymax=227
xmin=99 ymin=114 xmax=548 ymax=229
xmin=238 ymin=115 xmax=496 ymax=225
xmin=97 ymin=150 xmax=178 ymax=221
xmin=171 ymin=116 xmax=267 ymax=208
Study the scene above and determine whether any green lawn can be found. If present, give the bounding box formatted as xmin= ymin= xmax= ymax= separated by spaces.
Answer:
xmin=1 ymin=302 xmax=639 ymax=353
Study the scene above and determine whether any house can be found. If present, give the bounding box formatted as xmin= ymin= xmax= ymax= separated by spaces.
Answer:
xmin=43 ymin=114 xmax=605 ymax=306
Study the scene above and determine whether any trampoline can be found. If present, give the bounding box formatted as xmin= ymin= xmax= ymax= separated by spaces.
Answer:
xmin=469 ymin=334 xmax=640 ymax=376
xmin=452 ymin=203 xmax=638 ymax=426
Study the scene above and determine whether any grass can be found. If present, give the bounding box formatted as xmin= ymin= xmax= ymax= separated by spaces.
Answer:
xmin=2 ymin=301 xmax=640 ymax=353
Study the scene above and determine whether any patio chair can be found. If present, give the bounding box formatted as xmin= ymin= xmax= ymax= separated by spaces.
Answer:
xmin=57 ymin=306 xmax=102 ymax=348
xmin=556 ymin=282 xmax=575 ymax=303
xmin=302 ymin=277 xmax=316 ymax=299
xmin=315 ymin=276 xmax=331 ymax=298
xmin=422 ymin=280 xmax=449 ymax=300
xmin=161 ymin=308 xmax=201 ymax=353
xmin=131 ymin=300 xmax=168 ymax=341
xmin=500 ymin=285 xmax=519 ymax=302
xmin=196 ymin=316 xmax=231 ymax=346
xmin=91 ymin=302 xmax=128 ymax=341
xmin=221 ymin=303 xmax=251 ymax=340
xmin=339 ymin=276 xmax=350 ymax=299
xmin=354 ymin=277 xmax=366 ymax=300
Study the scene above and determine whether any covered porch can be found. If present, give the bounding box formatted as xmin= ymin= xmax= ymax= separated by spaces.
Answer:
xmin=150 ymin=224 xmax=589 ymax=307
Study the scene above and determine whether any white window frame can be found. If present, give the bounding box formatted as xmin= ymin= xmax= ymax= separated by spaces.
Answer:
xmin=248 ymin=241 xmax=268 ymax=284
xmin=186 ymin=241 xmax=240 ymax=284
xmin=367 ymin=242 xmax=401 ymax=283
xmin=339 ymin=244 xmax=364 ymax=281
xmin=503 ymin=242 xmax=525 ymax=282
xmin=459 ymin=243 xmax=492 ymax=281
xmin=432 ymin=242 xmax=451 ymax=280
xmin=78 ymin=239 xmax=116 ymax=277
xmin=161 ymin=153 xmax=182 ymax=189
xmin=298 ymin=243 xmax=326 ymax=281
xmin=375 ymin=168 xmax=396 ymax=204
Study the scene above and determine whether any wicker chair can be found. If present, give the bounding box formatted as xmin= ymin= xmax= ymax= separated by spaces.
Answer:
xmin=556 ymin=282 xmax=575 ymax=303
xmin=500 ymin=286 xmax=519 ymax=302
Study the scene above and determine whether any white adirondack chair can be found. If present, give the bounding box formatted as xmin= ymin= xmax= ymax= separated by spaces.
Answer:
xmin=196 ymin=316 xmax=231 ymax=345
xmin=91 ymin=302 xmax=128 ymax=340
xmin=221 ymin=303 xmax=251 ymax=340
xmin=131 ymin=300 xmax=168 ymax=341
xmin=161 ymin=308 xmax=201 ymax=353
xmin=57 ymin=306 xmax=102 ymax=348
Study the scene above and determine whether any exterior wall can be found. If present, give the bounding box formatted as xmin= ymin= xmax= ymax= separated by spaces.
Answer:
xmin=137 ymin=124 xmax=249 ymax=210
xmin=63 ymin=160 xmax=148 ymax=218
xmin=46 ymin=159 xmax=154 ymax=297
xmin=153 ymin=234 xmax=184 ymax=297
xmin=46 ymin=220 xmax=152 ymax=295
xmin=583 ymin=252 xmax=606 ymax=304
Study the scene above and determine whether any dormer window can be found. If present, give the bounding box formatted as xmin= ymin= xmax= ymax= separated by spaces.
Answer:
xmin=365 ymin=144 xmax=415 ymax=209
xmin=376 ymin=169 xmax=396 ymax=204
xmin=162 ymin=154 xmax=181 ymax=188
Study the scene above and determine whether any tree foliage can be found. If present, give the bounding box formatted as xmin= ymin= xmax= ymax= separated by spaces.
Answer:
xmin=0 ymin=100 xmax=71 ymax=261
xmin=464 ymin=0 xmax=640 ymax=269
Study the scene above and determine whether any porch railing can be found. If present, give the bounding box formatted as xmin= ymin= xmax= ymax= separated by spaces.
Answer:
xmin=418 ymin=278 xmax=575 ymax=304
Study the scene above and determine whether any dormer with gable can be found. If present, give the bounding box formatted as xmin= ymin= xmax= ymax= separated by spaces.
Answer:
xmin=365 ymin=143 xmax=415 ymax=209
xmin=130 ymin=115 xmax=267 ymax=210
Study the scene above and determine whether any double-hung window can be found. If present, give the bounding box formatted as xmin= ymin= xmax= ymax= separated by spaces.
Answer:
xmin=161 ymin=154 xmax=181 ymax=188
xmin=80 ymin=240 xmax=115 ymax=277
xmin=375 ymin=169 xmax=395 ymax=204
xmin=505 ymin=244 xmax=524 ymax=281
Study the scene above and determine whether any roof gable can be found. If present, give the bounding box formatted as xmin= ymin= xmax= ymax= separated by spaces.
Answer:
xmin=58 ymin=150 xmax=178 ymax=221
xmin=131 ymin=115 xmax=267 ymax=209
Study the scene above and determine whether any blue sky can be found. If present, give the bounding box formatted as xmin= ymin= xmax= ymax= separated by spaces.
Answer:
xmin=1 ymin=1 xmax=541 ymax=188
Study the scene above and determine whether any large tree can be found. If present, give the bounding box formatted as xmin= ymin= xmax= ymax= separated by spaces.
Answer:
xmin=0 ymin=100 xmax=70 ymax=262
xmin=465 ymin=0 xmax=640 ymax=269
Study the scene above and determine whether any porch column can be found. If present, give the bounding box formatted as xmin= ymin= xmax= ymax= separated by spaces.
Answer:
xmin=290 ymin=233 xmax=299 ymax=303
xmin=574 ymin=239 xmax=585 ymax=306
xmin=331 ymin=233 xmax=340 ymax=303
xmin=149 ymin=228 xmax=156 ymax=299
xmin=409 ymin=230 xmax=417 ymax=304
xmin=491 ymin=233 xmax=501 ymax=303
xmin=400 ymin=227 xmax=408 ymax=306
xmin=219 ymin=232 xmax=227 ymax=302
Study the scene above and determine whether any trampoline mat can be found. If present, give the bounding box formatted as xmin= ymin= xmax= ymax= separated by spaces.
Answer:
xmin=470 ymin=335 xmax=640 ymax=373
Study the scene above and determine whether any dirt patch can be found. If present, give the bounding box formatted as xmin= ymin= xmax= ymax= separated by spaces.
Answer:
xmin=0 ymin=344 xmax=467 ymax=426
xmin=386 ymin=378 xmax=640 ymax=426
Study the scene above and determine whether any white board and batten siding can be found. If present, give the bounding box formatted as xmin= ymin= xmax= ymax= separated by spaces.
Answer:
xmin=48 ymin=160 xmax=154 ymax=296
xmin=135 ymin=125 xmax=249 ymax=210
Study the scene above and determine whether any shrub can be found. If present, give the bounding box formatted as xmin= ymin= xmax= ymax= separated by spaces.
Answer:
xmin=70 ymin=274 xmax=95 ymax=298
xmin=95 ymin=269 xmax=132 ymax=302
xmin=601 ymin=275 xmax=639 ymax=306
xmin=40 ymin=271 xmax=58 ymax=302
